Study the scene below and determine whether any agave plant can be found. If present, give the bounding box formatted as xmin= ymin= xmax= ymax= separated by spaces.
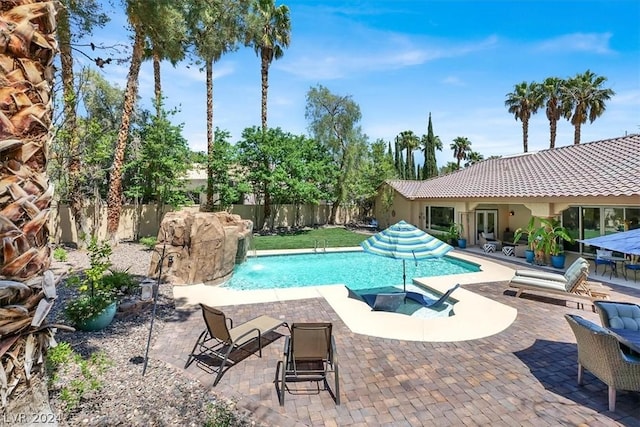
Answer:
xmin=0 ymin=0 xmax=63 ymax=411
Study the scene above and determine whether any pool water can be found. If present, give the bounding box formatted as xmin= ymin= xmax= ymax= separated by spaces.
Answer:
xmin=222 ymin=251 xmax=480 ymax=291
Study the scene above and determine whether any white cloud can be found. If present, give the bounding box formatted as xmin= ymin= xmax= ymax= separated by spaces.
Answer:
xmin=534 ymin=32 xmax=614 ymax=54
xmin=278 ymin=35 xmax=499 ymax=80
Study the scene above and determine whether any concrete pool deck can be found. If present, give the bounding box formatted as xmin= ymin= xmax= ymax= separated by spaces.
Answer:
xmin=173 ymin=248 xmax=518 ymax=342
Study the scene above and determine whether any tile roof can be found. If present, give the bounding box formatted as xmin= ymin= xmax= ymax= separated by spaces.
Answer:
xmin=388 ymin=134 xmax=640 ymax=199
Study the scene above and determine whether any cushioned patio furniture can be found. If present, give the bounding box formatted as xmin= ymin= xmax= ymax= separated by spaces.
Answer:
xmin=625 ymin=257 xmax=640 ymax=282
xmin=275 ymin=322 xmax=340 ymax=406
xmin=508 ymin=257 xmax=610 ymax=307
xmin=564 ymin=314 xmax=640 ymax=411
xmin=478 ymin=232 xmax=502 ymax=251
xmin=594 ymin=301 xmax=640 ymax=331
xmin=185 ymin=304 xmax=288 ymax=386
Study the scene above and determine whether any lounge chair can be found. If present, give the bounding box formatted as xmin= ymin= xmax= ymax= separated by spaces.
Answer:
xmin=274 ymin=322 xmax=340 ymax=406
xmin=564 ymin=314 xmax=640 ymax=411
xmin=406 ymin=283 xmax=460 ymax=308
xmin=478 ymin=232 xmax=502 ymax=251
xmin=185 ymin=304 xmax=288 ymax=386
xmin=361 ymin=292 xmax=407 ymax=311
xmin=508 ymin=257 xmax=610 ymax=307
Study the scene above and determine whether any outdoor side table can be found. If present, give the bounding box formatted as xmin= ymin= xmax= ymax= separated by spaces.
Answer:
xmin=483 ymin=243 xmax=496 ymax=253
xmin=502 ymin=246 xmax=515 ymax=256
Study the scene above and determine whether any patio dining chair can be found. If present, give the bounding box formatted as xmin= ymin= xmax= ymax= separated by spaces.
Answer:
xmin=185 ymin=304 xmax=288 ymax=386
xmin=274 ymin=322 xmax=340 ymax=406
xmin=565 ymin=314 xmax=640 ymax=411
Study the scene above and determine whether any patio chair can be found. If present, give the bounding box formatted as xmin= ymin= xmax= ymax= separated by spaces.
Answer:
xmin=594 ymin=301 xmax=640 ymax=331
xmin=478 ymin=231 xmax=502 ymax=250
xmin=274 ymin=322 xmax=340 ymax=406
xmin=594 ymin=249 xmax=615 ymax=277
xmin=185 ymin=304 xmax=288 ymax=386
xmin=624 ymin=256 xmax=640 ymax=282
xmin=564 ymin=314 xmax=640 ymax=411
xmin=508 ymin=257 xmax=610 ymax=308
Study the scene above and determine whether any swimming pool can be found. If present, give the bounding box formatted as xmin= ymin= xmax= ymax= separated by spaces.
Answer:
xmin=222 ymin=251 xmax=480 ymax=291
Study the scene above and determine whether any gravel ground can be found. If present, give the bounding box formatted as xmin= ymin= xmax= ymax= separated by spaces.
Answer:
xmin=47 ymin=242 xmax=259 ymax=426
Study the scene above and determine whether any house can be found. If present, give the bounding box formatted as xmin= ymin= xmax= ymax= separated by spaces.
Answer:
xmin=373 ymin=134 xmax=640 ymax=254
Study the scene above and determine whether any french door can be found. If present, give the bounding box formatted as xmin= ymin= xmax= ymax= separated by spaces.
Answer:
xmin=476 ymin=210 xmax=498 ymax=238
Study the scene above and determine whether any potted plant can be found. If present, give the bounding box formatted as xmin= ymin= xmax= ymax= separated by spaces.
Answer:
xmin=536 ymin=217 xmax=575 ymax=268
xmin=65 ymin=238 xmax=119 ymax=331
xmin=448 ymin=224 xmax=459 ymax=247
xmin=451 ymin=223 xmax=466 ymax=248
xmin=513 ymin=216 xmax=538 ymax=264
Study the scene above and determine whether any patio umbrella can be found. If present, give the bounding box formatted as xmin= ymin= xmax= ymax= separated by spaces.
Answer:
xmin=360 ymin=220 xmax=454 ymax=292
xmin=577 ymin=228 xmax=640 ymax=256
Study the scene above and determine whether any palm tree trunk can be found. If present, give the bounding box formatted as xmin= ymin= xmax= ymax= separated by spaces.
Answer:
xmin=522 ymin=119 xmax=529 ymax=153
xmin=573 ymin=123 xmax=581 ymax=145
xmin=107 ymin=27 xmax=145 ymax=242
xmin=153 ymin=50 xmax=162 ymax=117
xmin=0 ymin=0 xmax=65 ymax=416
xmin=58 ymin=5 xmax=88 ymax=248
xmin=549 ymin=118 xmax=557 ymax=149
xmin=205 ymin=60 xmax=215 ymax=210
xmin=261 ymin=52 xmax=269 ymax=131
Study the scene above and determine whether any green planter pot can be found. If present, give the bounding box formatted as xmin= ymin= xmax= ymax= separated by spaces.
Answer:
xmin=76 ymin=302 xmax=117 ymax=332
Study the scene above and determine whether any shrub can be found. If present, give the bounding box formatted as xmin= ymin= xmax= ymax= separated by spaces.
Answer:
xmin=101 ymin=267 xmax=138 ymax=297
xmin=139 ymin=236 xmax=157 ymax=250
xmin=53 ymin=247 xmax=68 ymax=262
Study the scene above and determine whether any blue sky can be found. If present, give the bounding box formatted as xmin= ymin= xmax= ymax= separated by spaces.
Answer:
xmin=90 ymin=0 xmax=639 ymax=166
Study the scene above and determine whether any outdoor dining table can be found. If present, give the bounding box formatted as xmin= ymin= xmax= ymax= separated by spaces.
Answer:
xmin=609 ymin=328 xmax=640 ymax=354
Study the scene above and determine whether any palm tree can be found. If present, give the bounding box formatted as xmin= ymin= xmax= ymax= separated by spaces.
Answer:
xmin=505 ymin=81 xmax=542 ymax=152
xmin=538 ymin=77 xmax=564 ymax=149
xmin=57 ymin=1 xmax=108 ymax=248
xmin=464 ymin=151 xmax=484 ymax=167
xmin=186 ymin=0 xmax=250 ymax=210
xmin=246 ymin=0 xmax=291 ymax=131
xmin=106 ymin=1 xmax=147 ymax=242
xmin=0 ymin=0 xmax=61 ymax=412
xmin=562 ymin=70 xmax=615 ymax=145
xmin=450 ymin=136 xmax=472 ymax=169
xmin=397 ymin=130 xmax=420 ymax=179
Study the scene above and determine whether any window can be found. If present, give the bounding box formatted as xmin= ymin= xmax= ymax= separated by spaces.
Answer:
xmin=428 ymin=207 xmax=454 ymax=233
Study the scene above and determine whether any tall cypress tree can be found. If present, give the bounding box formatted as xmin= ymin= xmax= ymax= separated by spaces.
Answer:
xmin=423 ymin=113 xmax=441 ymax=179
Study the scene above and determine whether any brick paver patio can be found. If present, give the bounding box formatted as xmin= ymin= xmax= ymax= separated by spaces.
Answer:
xmin=154 ymin=279 xmax=640 ymax=426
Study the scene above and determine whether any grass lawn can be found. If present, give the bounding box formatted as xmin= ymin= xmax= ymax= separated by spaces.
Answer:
xmin=252 ymin=227 xmax=370 ymax=250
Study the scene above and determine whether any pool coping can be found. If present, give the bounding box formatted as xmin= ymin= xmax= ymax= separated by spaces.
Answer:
xmin=172 ymin=248 xmax=518 ymax=342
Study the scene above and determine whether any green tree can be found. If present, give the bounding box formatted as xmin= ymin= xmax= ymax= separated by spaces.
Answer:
xmin=505 ymin=81 xmax=542 ymax=153
xmin=236 ymin=127 xmax=334 ymax=228
xmin=397 ymin=130 xmax=419 ymax=179
xmin=245 ymin=0 xmax=291 ymax=131
xmin=206 ymin=129 xmax=251 ymax=209
xmin=305 ymin=85 xmax=368 ymax=225
xmin=349 ymin=139 xmax=395 ymax=217
xmin=440 ymin=162 xmax=460 ymax=174
xmin=185 ymin=0 xmax=250 ymax=210
xmin=538 ymin=77 xmax=564 ymax=149
xmin=126 ymin=102 xmax=191 ymax=208
xmin=464 ymin=151 xmax=484 ymax=167
xmin=144 ymin=1 xmax=187 ymax=117
xmin=450 ymin=136 xmax=472 ymax=169
xmin=422 ymin=113 xmax=442 ymax=179
xmin=562 ymin=70 xmax=615 ymax=145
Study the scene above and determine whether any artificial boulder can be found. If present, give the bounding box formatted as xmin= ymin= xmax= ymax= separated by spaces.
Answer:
xmin=149 ymin=211 xmax=253 ymax=286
